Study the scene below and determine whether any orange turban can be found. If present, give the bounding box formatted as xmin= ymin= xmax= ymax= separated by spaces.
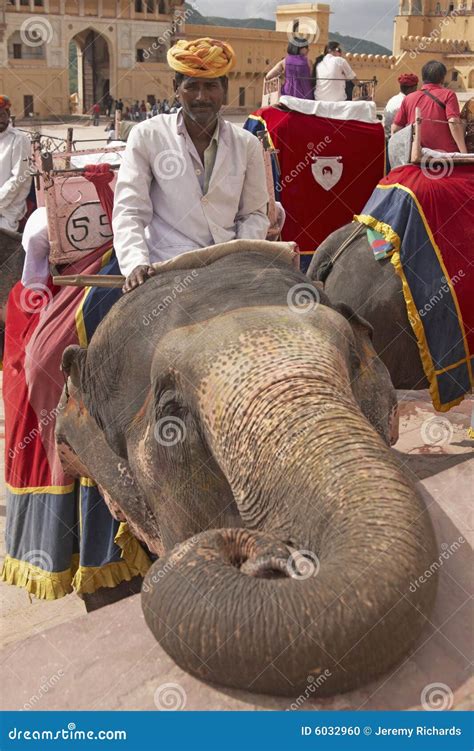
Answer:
xmin=167 ymin=38 xmax=236 ymax=78
xmin=0 ymin=95 xmax=11 ymax=110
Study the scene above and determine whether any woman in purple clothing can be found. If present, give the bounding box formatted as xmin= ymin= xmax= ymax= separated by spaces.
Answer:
xmin=265 ymin=38 xmax=313 ymax=100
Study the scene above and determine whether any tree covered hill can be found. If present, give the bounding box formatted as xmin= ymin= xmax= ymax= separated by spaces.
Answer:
xmin=184 ymin=3 xmax=392 ymax=56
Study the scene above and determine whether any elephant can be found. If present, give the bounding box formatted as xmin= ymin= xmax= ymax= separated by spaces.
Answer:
xmin=307 ymin=222 xmax=429 ymax=391
xmin=55 ymin=243 xmax=438 ymax=698
xmin=0 ymin=228 xmax=24 ymax=358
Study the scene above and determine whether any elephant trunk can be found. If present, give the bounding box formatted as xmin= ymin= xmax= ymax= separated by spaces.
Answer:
xmin=142 ymin=346 xmax=438 ymax=696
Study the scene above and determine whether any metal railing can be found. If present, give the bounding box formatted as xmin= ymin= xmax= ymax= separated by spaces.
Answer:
xmin=262 ymin=76 xmax=378 ymax=107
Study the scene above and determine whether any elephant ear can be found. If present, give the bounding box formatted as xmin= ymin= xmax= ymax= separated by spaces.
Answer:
xmin=61 ymin=345 xmax=87 ymax=389
xmin=333 ymin=302 xmax=374 ymax=341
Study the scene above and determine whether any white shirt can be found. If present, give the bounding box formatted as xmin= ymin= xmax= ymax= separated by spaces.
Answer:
xmin=0 ymin=124 xmax=31 ymax=231
xmin=112 ymin=112 xmax=270 ymax=276
xmin=21 ymin=206 xmax=50 ymax=287
xmin=383 ymin=92 xmax=406 ymax=138
xmin=314 ymin=54 xmax=356 ymax=102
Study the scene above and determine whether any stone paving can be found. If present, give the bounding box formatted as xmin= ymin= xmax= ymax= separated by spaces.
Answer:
xmin=1 ymin=381 xmax=472 ymax=710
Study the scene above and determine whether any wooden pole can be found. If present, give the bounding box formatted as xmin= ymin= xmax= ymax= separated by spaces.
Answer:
xmin=53 ymin=274 xmax=125 ymax=288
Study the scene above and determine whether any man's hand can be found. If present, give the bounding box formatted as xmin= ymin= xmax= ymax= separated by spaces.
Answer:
xmin=123 ymin=264 xmax=156 ymax=293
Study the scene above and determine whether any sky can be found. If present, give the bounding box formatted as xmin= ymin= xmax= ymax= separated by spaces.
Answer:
xmin=194 ymin=0 xmax=399 ymax=51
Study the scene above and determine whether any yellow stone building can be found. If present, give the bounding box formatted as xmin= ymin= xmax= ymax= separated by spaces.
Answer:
xmin=0 ymin=0 xmax=472 ymax=118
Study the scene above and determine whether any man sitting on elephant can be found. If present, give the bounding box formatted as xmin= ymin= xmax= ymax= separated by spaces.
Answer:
xmin=112 ymin=37 xmax=271 ymax=293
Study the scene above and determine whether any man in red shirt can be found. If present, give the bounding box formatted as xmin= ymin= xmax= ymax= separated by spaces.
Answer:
xmin=392 ymin=60 xmax=467 ymax=153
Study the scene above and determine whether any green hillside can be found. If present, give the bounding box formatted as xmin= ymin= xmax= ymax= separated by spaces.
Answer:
xmin=184 ymin=3 xmax=391 ymax=56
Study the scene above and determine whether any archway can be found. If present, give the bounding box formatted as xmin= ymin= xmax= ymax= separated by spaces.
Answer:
xmin=69 ymin=29 xmax=110 ymax=114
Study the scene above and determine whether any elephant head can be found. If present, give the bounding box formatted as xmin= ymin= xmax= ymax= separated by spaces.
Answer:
xmin=56 ymin=249 xmax=437 ymax=697
xmin=0 ymin=228 xmax=24 ymax=358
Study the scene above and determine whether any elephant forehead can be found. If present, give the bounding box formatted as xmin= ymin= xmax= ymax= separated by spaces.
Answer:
xmin=195 ymin=320 xmax=349 ymax=413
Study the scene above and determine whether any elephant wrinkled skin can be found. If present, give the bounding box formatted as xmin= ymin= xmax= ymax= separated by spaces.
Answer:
xmin=56 ymin=250 xmax=437 ymax=698
xmin=307 ymin=223 xmax=429 ymax=390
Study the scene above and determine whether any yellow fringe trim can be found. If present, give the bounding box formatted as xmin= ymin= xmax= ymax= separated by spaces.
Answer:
xmin=354 ymin=213 xmax=401 ymax=254
xmin=71 ymin=522 xmax=151 ymax=594
xmin=376 ymin=183 xmax=473 ymax=389
xmin=75 ymin=245 xmax=114 ymax=349
xmin=354 ymin=211 xmax=465 ymax=413
xmin=6 ymin=483 xmax=75 ymax=495
xmin=1 ymin=525 xmax=151 ymax=600
xmin=114 ymin=522 xmax=152 ymax=574
xmin=468 ymin=427 xmax=474 ymax=440
xmin=1 ymin=554 xmax=79 ymax=601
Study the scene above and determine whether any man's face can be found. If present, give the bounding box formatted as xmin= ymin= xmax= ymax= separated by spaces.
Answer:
xmin=175 ymin=77 xmax=226 ymax=128
xmin=0 ymin=109 xmax=10 ymax=133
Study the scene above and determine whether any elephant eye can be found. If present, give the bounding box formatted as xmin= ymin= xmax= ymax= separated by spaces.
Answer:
xmin=348 ymin=344 xmax=361 ymax=375
xmin=157 ymin=389 xmax=184 ymax=415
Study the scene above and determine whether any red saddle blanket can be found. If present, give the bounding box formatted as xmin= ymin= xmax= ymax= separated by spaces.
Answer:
xmin=357 ymin=164 xmax=474 ymax=410
xmin=245 ymin=106 xmax=386 ymax=269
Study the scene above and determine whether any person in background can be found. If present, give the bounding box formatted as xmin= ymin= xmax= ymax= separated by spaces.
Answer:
xmin=162 ymin=98 xmax=171 ymax=114
xmin=105 ymin=120 xmax=116 ymax=142
xmin=116 ymin=98 xmax=124 ymax=114
xmin=104 ymin=94 xmax=113 ymax=117
xmin=392 ymin=60 xmax=467 ymax=153
xmin=152 ymin=100 xmax=159 ymax=117
xmin=313 ymin=41 xmax=357 ymax=102
xmin=384 ymin=73 xmax=419 ymax=139
xmin=145 ymin=100 xmax=152 ymax=118
xmin=169 ymin=97 xmax=180 ymax=114
xmin=265 ymin=38 xmax=313 ymax=100
xmin=0 ymin=95 xmax=31 ymax=232
xmin=91 ymin=102 xmax=100 ymax=125
xmin=345 ymin=79 xmax=355 ymax=101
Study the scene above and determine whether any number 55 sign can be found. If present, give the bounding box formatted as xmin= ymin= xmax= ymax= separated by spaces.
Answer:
xmin=66 ymin=201 xmax=113 ymax=251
